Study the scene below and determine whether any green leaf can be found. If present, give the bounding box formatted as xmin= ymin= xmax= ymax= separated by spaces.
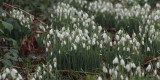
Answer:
xmin=6 ymin=38 xmax=18 ymax=48
xmin=2 ymin=59 xmax=12 ymax=66
xmin=0 ymin=0 xmax=4 ymax=6
xmin=0 ymin=7 xmax=3 ymax=15
xmin=0 ymin=29 xmax=4 ymax=34
xmin=0 ymin=20 xmax=13 ymax=33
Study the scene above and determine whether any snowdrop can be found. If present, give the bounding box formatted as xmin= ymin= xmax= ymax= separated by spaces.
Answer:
xmin=125 ymin=64 xmax=131 ymax=72
xmin=102 ymin=66 xmax=108 ymax=73
xmin=147 ymin=47 xmax=150 ymax=52
xmin=146 ymin=64 xmax=151 ymax=72
xmin=113 ymin=57 xmax=119 ymax=64
xmin=97 ymin=76 xmax=102 ymax=80
xmin=49 ymin=29 xmax=54 ymax=35
xmin=120 ymin=59 xmax=125 ymax=66
xmin=157 ymin=62 xmax=160 ymax=68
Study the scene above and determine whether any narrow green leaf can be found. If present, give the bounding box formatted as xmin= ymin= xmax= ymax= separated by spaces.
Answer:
xmin=2 ymin=59 xmax=12 ymax=66
xmin=0 ymin=20 xmax=13 ymax=33
xmin=0 ymin=29 xmax=4 ymax=34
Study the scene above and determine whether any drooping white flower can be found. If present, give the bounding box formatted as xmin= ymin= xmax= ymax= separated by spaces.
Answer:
xmin=157 ymin=62 xmax=160 ymax=68
xmin=31 ymin=78 xmax=35 ymax=80
xmin=120 ymin=59 xmax=125 ymax=66
xmin=146 ymin=64 xmax=151 ymax=72
xmin=147 ymin=47 xmax=150 ymax=51
xmin=11 ymin=68 xmax=18 ymax=79
xmin=5 ymin=68 xmax=10 ymax=74
xmin=116 ymin=35 xmax=119 ymax=40
xmin=2 ymin=73 xmax=6 ymax=79
xmin=113 ymin=70 xmax=118 ymax=78
xmin=75 ymin=36 xmax=80 ymax=43
xmin=97 ymin=76 xmax=102 ymax=80
xmin=136 ymin=66 xmax=141 ymax=73
xmin=120 ymin=75 xmax=124 ymax=80
xmin=102 ymin=66 xmax=108 ymax=73
xmin=92 ymin=25 xmax=96 ymax=30
xmin=49 ymin=29 xmax=54 ymax=35
xmin=110 ymin=42 xmax=112 ymax=47
xmin=113 ymin=57 xmax=119 ymax=64
xmin=131 ymin=63 xmax=136 ymax=68
xmin=154 ymin=69 xmax=157 ymax=75
xmin=125 ymin=64 xmax=131 ymax=72
xmin=126 ymin=35 xmax=130 ymax=39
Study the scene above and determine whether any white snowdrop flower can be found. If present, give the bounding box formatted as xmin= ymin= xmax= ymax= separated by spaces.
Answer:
xmin=5 ymin=68 xmax=10 ymax=74
xmin=125 ymin=64 xmax=131 ymax=72
xmin=123 ymin=47 xmax=126 ymax=51
xmin=154 ymin=69 xmax=157 ymax=75
xmin=12 ymin=68 xmax=18 ymax=74
xmin=37 ymin=66 xmax=41 ymax=72
xmin=125 ymin=77 xmax=128 ymax=80
xmin=157 ymin=62 xmax=160 ymax=68
xmin=82 ymin=43 xmax=86 ymax=48
xmin=131 ymin=63 xmax=136 ymax=68
xmin=121 ymin=37 xmax=126 ymax=44
xmin=31 ymin=78 xmax=35 ymax=80
xmin=102 ymin=66 xmax=108 ymax=73
xmin=118 ymin=47 xmax=120 ymax=51
xmin=120 ymin=59 xmax=125 ymax=66
xmin=72 ymin=18 xmax=76 ymax=23
xmin=127 ymin=47 xmax=130 ymax=52
xmin=136 ymin=42 xmax=140 ymax=47
xmin=126 ymin=35 xmax=130 ymax=39
xmin=113 ymin=41 xmax=116 ymax=45
xmin=97 ymin=76 xmax=102 ymax=80
xmin=129 ymin=40 xmax=133 ymax=44
xmin=43 ymin=71 xmax=46 ymax=75
xmin=75 ymin=36 xmax=80 ymax=43
xmin=49 ymin=29 xmax=54 ymax=35
xmin=113 ymin=57 xmax=119 ymax=64
xmin=110 ymin=42 xmax=112 ymax=47
xmin=142 ymin=41 xmax=144 ymax=45
xmin=73 ymin=44 xmax=77 ymax=50
xmin=49 ymin=64 xmax=52 ymax=71
xmin=100 ymin=44 xmax=103 ymax=48
xmin=11 ymin=69 xmax=17 ymax=79
xmin=109 ymin=69 xmax=112 ymax=74
xmin=146 ymin=64 xmax=151 ymax=72
xmin=53 ymin=58 xmax=57 ymax=62
xmin=157 ymin=75 xmax=160 ymax=79
xmin=116 ymin=66 xmax=119 ymax=70
xmin=64 ymin=40 xmax=66 ymax=45
xmin=98 ymin=26 xmax=102 ymax=32
xmin=116 ymin=35 xmax=119 ymax=40
xmin=54 ymin=62 xmax=57 ymax=68
xmin=18 ymin=74 xmax=22 ymax=79
xmin=47 ymin=34 xmax=50 ymax=39
xmin=147 ymin=47 xmax=150 ymax=52
xmin=47 ymin=42 xmax=50 ymax=47
xmin=114 ymin=70 xmax=118 ymax=78
xmin=136 ymin=66 xmax=141 ymax=73
xmin=46 ymin=48 xmax=48 ymax=52
xmin=16 ymin=78 xmax=20 ymax=80
xmin=59 ymin=50 xmax=61 ymax=54
xmin=92 ymin=25 xmax=96 ymax=30
xmin=121 ymin=75 xmax=124 ymax=80
xmin=2 ymin=73 xmax=6 ymax=79
xmin=39 ymin=75 xmax=42 ymax=79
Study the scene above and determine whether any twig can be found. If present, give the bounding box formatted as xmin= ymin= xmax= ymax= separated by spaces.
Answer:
xmin=2 ymin=2 xmax=47 ymax=26
xmin=144 ymin=56 xmax=160 ymax=65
